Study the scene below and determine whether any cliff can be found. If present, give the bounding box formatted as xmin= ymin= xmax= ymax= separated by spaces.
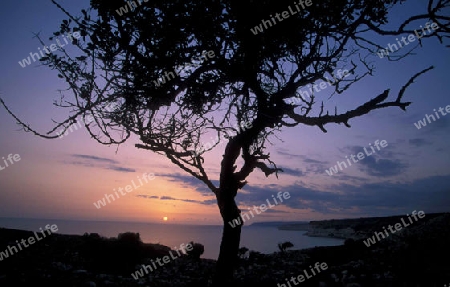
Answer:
xmin=278 ymin=212 xmax=447 ymax=240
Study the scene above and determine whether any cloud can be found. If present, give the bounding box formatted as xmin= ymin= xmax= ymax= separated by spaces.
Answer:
xmin=137 ymin=169 xmax=450 ymax=217
xmin=202 ymin=199 xmax=217 ymax=205
xmin=235 ymin=174 xmax=450 ymax=216
xmin=276 ymin=149 xmax=305 ymax=159
xmin=357 ymin=157 xmax=407 ymax=177
xmin=136 ymin=194 xmax=216 ymax=205
xmin=109 ymin=166 xmax=136 ymax=173
xmin=159 ymin=173 xmax=218 ymax=195
xmin=137 ymin=195 xmax=159 ymax=199
xmin=261 ymin=209 xmax=290 ymax=214
xmin=332 ymin=174 xmax=367 ymax=183
xmin=276 ymin=151 xmax=330 ymax=176
xmin=408 ymin=138 xmax=431 ymax=147
xmin=409 ymin=112 xmax=450 ymax=134
xmin=72 ymin=154 xmax=118 ymax=164
xmin=136 ymin=173 xmax=218 ymax=205
xmin=334 ymin=144 xmax=408 ymax=177
xmin=280 ymin=167 xmax=304 ymax=176
xmin=277 ymin=150 xmax=328 ymax=165
xmin=134 ymin=149 xmax=447 ymax=217
xmin=68 ymin=154 xmax=136 ymax=173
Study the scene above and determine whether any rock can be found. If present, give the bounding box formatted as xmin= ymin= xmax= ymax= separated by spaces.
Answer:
xmin=331 ymin=273 xmax=338 ymax=282
xmin=52 ymin=261 xmax=72 ymax=271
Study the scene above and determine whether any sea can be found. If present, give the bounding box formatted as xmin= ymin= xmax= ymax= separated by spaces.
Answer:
xmin=0 ymin=218 xmax=344 ymax=259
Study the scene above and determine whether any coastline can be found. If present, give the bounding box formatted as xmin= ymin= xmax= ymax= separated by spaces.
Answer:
xmin=0 ymin=212 xmax=449 ymax=286
xmin=277 ymin=212 xmax=448 ymax=240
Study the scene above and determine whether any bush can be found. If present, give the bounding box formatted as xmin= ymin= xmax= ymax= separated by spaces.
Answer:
xmin=249 ymin=250 xmax=261 ymax=260
xmin=238 ymin=247 xmax=249 ymax=259
xmin=344 ymin=238 xmax=355 ymax=247
xmin=278 ymin=241 xmax=294 ymax=252
xmin=248 ymin=251 xmax=271 ymax=263
xmin=83 ymin=232 xmax=102 ymax=240
xmin=117 ymin=232 xmax=142 ymax=244
xmin=80 ymin=232 xmax=144 ymax=274
xmin=186 ymin=241 xmax=204 ymax=260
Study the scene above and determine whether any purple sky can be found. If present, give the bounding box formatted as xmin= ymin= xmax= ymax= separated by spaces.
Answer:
xmin=0 ymin=0 xmax=449 ymax=225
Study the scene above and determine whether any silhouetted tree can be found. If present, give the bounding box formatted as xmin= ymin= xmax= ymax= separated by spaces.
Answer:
xmin=278 ymin=241 xmax=294 ymax=252
xmin=186 ymin=241 xmax=205 ymax=260
xmin=238 ymin=247 xmax=249 ymax=259
xmin=1 ymin=0 xmax=449 ymax=285
xmin=117 ymin=232 xmax=141 ymax=244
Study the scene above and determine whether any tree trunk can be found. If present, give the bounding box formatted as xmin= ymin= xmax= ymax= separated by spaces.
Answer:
xmin=212 ymin=188 xmax=242 ymax=286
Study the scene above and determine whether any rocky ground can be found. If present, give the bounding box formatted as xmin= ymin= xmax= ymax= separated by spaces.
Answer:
xmin=0 ymin=213 xmax=449 ymax=287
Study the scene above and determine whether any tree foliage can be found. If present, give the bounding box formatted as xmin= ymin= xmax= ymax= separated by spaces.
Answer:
xmin=1 ymin=0 xmax=449 ymax=284
xmin=1 ymin=0 xmax=448 ymax=193
xmin=186 ymin=241 xmax=205 ymax=260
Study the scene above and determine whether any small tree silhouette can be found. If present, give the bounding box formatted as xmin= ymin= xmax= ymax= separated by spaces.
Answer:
xmin=278 ymin=241 xmax=294 ymax=253
xmin=117 ymin=232 xmax=141 ymax=244
xmin=186 ymin=241 xmax=205 ymax=260
xmin=238 ymin=247 xmax=249 ymax=259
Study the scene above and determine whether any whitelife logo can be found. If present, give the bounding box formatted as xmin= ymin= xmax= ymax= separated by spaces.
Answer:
xmin=228 ymin=192 xmax=290 ymax=228
xmin=56 ymin=102 xmax=122 ymax=139
xmin=0 ymin=153 xmax=21 ymax=171
xmin=192 ymin=119 xmax=253 ymax=156
xmin=93 ymin=172 xmax=155 ymax=209
xmin=0 ymin=224 xmax=58 ymax=261
xmin=18 ymin=32 xmax=81 ymax=68
xmin=116 ymin=0 xmax=148 ymax=16
xmin=362 ymin=210 xmax=425 ymax=247
xmin=250 ymin=0 xmax=313 ymax=35
xmin=377 ymin=21 xmax=440 ymax=58
xmin=153 ymin=50 xmax=215 ymax=88
xmin=277 ymin=262 xmax=328 ymax=287
xmin=288 ymin=68 xmax=350 ymax=105
xmin=131 ymin=242 xmax=193 ymax=280
xmin=325 ymin=140 xmax=388 ymax=176
xmin=414 ymin=104 xmax=450 ymax=130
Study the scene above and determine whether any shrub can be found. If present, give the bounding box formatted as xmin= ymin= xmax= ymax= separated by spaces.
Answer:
xmin=83 ymin=232 xmax=102 ymax=240
xmin=278 ymin=241 xmax=294 ymax=252
xmin=80 ymin=232 xmax=144 ymax=274
xmin=117 ymin=232 xmax=141 ymax=244
xmin=344 ymin=238 xmax=355 ymax=247
xmin=238 ymin=247 xmax=249 ymax=259
xmin=186 ymin=241 xmax=204 ymax=260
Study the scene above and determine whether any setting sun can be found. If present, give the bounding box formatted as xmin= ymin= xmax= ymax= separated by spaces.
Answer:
xmin=163 ymin=217 xmax=168 ymax=221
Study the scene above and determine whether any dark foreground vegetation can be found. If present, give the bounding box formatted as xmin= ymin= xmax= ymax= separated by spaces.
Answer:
xmin=0 ymin=213 xmax=449 ymax=287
